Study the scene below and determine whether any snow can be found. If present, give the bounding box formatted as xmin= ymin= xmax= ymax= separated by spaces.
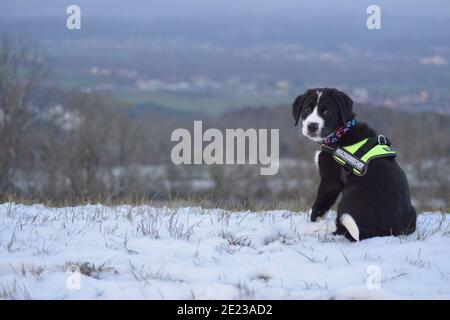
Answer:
xmin=0 ymin=203 xmax=449 ymax=299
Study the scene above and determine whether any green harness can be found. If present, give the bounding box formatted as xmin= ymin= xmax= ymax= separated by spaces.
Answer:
xmin=321 ymin=135 xmax=396 ymax=182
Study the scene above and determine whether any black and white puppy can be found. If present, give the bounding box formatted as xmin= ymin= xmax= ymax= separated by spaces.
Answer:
xmin=292 ymin=88 xmax=417 ymax=241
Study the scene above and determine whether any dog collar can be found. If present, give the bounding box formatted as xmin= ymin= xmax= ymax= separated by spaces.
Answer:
xmin=317 ymin=119 xmax=357 ymax=145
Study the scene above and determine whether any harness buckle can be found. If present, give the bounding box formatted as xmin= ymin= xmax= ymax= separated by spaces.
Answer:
xmin=378 ymin=134 xmax=387 ymax=145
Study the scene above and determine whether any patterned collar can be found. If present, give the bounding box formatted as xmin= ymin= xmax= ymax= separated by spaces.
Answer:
xmin=317 ymin=119 xmax=357 ymax=145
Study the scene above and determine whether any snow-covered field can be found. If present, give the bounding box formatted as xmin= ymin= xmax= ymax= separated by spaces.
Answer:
xmin=0 ymin=203 xmax=449 ymax=300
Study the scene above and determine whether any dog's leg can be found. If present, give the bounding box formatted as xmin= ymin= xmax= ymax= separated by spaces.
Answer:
xmin=340 ymin=214 xmax=360 ymax=241
xmin=333 ymin=217 xmax=358 ymax=242
xmin=310 ymin=179 xmax=342 ymax=222
xmin=335 ymin=216 xmax=393 ymax=241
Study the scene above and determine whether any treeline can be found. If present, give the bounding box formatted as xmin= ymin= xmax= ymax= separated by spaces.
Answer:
xmin=1 ymin=35 xmax=449 ymax=209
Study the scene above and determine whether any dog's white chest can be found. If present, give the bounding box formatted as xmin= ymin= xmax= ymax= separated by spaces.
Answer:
xmin=314 ymin=150 xmax=321 ymax=169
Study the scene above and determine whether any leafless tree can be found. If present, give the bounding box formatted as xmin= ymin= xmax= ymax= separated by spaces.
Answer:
xmin=0 ymin=35 xmax=47 ymax=190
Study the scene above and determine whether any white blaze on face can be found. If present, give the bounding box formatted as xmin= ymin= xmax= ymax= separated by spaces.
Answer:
xmin=302 ymin=90 xmax=324 ymax=142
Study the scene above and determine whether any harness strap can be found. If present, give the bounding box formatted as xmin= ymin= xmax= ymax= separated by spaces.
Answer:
xmin=339 ymin=167 xmax=351 ymax=185
xmin=353 ymin=135 xmax=390 ymax=159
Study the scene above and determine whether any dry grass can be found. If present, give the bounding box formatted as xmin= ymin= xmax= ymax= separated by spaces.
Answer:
xmin=64 ymin=261 xmax=117 ymax=279
xmin=0 ymin=280 xmax=31 ymax=300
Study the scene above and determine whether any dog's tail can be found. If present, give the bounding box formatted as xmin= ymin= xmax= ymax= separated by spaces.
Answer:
xmin=340 ymin=214 xmax=360 ymax=241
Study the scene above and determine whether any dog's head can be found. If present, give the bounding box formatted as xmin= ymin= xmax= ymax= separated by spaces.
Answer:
xmin=292 ymin=88 xmax=355 ymax=142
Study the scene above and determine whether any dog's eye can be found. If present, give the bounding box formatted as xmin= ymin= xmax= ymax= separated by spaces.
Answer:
xmin=323 ymin=109 xmax=331 ymax=117
xmin=303 ymin=104 xmax=314 ymax=114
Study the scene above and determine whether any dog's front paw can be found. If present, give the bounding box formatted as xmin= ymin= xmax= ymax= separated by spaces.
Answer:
xmin=310 ymin=209 xmax=320 ymax=222
xmin=310 ymin=209 xmax=325 ymax=222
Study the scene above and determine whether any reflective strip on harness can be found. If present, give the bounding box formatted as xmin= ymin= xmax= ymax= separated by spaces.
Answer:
xmin=329 ymin=136 xmax=397 ymax=176
xmin=334 ymin=148 xmax=366 ymax=171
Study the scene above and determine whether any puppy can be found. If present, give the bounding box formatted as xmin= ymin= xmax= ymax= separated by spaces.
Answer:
xmin=292 ymin=88 xmax=416 ymax=241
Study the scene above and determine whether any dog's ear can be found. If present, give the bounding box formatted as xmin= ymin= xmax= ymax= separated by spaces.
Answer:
xmin=330 ymin=88 xmax=355 ymax=125
xmin=292 ymin=90 xmax=310 ymax=126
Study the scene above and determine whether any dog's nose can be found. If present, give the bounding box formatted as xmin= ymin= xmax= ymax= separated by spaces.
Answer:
xmin=307 ymin=122 xmax=319 ymax=132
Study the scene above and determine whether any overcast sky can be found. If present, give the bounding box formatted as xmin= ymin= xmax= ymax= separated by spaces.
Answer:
xmin=1 ymin=0 xmax=450 ymax=19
